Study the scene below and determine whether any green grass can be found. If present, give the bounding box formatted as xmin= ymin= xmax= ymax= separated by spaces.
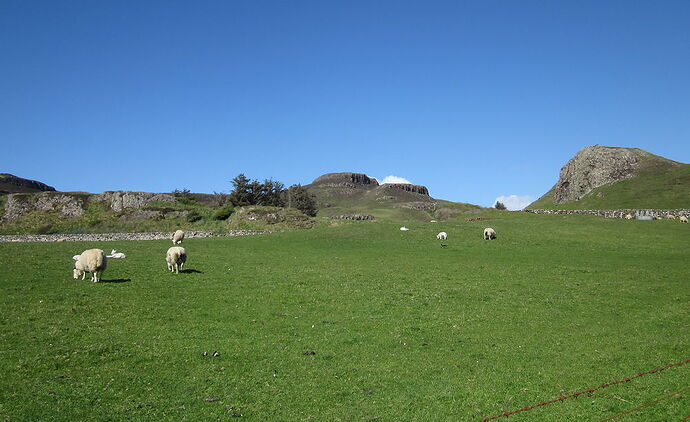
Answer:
xmin=1 ymin=212 xmax=688 ymax=421
xmin=309 ymin=185 xmax=484 ymax=222
xmin=529 ymin=161 xmax=690 ymax=210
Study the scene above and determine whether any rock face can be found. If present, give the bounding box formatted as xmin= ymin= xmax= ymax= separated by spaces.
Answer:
xmin=383 ymin=183 xmax=429 ymax=196
xmin=99 ymin=191 xmax=176 ymax=212
xmin=311 ymin=172 xmax=379 ymax=188
xmin=1 ymin=191 xmax=178 ymax=222
xmin=0 ymin=173 xmax=56 ymax=194
xmin=553 ymin=146 xmax=654 ymax=203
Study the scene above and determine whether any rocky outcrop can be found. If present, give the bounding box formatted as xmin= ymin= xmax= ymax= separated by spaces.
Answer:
xmin=310 ymin=172 xmax=379 ymax=188
xmin=384 ymin=183 xmax=429 ymax=196
xmin=3 ymin=192 xmax=90 ymax=221
xmin=99 ymin=191 xmax=176 ymax=212
xmin=0 ymin=173 xmax=56 ymax=194
xmin=2 ymin=191 xmax=178 ymax=222
xmin=550 ymin=146 xmax=681 ymax=204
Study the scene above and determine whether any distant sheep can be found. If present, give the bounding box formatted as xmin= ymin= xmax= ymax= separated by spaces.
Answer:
xmin=73 ymin=249 xmax=107 ymax=282
xmin=624 ymin=214 xmax=633 ymax=220
xmin=436 ymin=232 xmax=448 ymax=240
xmin=483 ymin=227 xmax=496 ymax=240
xmin=680 ymin=216 xmax=688 ymax=223
xmin=400 ymin=226 xmax=409 ymax=231
xmin=667 ymin=214 xmax=676 ymax=220
xmin=166 ymin=246 xmax=187 ymax=274
xmin=172 ymin=230 xmax=185 ymax=244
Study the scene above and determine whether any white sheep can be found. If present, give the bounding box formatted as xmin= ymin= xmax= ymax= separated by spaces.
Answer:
xmin=107 ymin=249 xmax=126 ymax=259
xmin=166 ymin=246 xmax=187 ymax=274
xmin=436 ymin=232 xmax=448 ymax=240
xmin=73 ymin=249 xmax=107 ymax=282
xmin=483 ymin=227 xmax=496 ymax=240
xmin=667 ymin=214 xmax=676 ymax=220
xmin=400 ymin=226 xmax=409 ymax=231
xmin=172 ymin=229 xmax=185 ymax=244
xmin=680 ymin=216 xmax=688 ymax=223
xmin=624 ymin=214 xmax=633 ymax=220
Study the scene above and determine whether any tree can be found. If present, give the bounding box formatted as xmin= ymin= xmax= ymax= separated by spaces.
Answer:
xmin=229 ymin=174 xmax=254 ymax=206
xmin=229 ymin=174 xmax=286 ymax=207
xmin=494 ymin=201 xmax=507 ymax=210
xmin=284 ymin=184 xmax=317 ymax=216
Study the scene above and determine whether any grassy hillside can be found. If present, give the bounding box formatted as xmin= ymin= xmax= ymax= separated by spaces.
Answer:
xmin=308 ymin=184 xmax=484 ymax=221
xmin=528 ymin=157 xmax=690 ymax=210
xmin=1 ymin=212 xmax=688 ymax=420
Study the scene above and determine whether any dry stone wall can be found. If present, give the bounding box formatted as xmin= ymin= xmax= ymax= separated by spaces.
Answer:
xmin=0 ymin=230 xmax=267 ymax=243
xmin=525 ymin=209 xmax=690 ymax=219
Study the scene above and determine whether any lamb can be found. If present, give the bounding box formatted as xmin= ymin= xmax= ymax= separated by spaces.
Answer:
xmin=107 ymin=249 xmax=126 ymax=259
xmin=73 ymin=249 xmax=107 ymax=282
xmin=483 ymin=227 xmax=496 ymax=240
xmin=172 ymin=230 xmax=185 ymax=244
xmin=680 ymin=216 xmax=688 ymax=223
xmin=624 ymin=214 xmax=633 ymax=220
xmin=166 ymin=246 xmax=187 ymax=274
xmin=436 ymin=232 xmax=448 ymax=240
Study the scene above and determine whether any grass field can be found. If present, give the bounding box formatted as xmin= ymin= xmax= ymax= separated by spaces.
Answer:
xmin=1 ymin=212 xmax=688 ymax=421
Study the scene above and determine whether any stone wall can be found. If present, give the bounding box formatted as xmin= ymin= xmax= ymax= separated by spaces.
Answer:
xmin=0 ymin=230 xmax=267 ymax=243
xmin=328 ymin=214 xmax=375 ymax=220
xmin=524 ymin=209 xmax=690 ymax=219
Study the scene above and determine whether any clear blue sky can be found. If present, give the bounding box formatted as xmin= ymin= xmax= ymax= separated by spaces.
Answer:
xmin=2 ymin=1 xmax=689 ymax=209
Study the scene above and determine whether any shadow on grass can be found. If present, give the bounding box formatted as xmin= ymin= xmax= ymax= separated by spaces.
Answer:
xmin=180 ymin=269 xmax=203 ymax=274
xmin=100 ymin=278 xmax=132 ymax=283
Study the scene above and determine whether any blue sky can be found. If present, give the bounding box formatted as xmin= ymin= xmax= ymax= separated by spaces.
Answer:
xmin=2 ymin=1 xmax=689 ymax=209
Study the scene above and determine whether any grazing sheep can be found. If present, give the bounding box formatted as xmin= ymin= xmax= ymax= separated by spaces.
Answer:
xmin=73 ymin=249 xmax=107 ymax=282
xmin=436 ymin=232 xmax=448 ymax=240
xmin=624 ymin=214 xmax=633 ymax=220
xmin=483 ymin=227 xmax=496 ymax=240
xmin=667 ymin=214 xmax=676 ymax=220
xmin=400 ymin=226 xmax=409 ymax=231
xmin=166 ymin=246 xmax=187 ymax=274
xmin=172 ymin=230 xmax=185 ymax=244
xmin=680 ymin=216 xmax=688 ymax=223
xmin=107 ymin=249 xmax=126 ymax=259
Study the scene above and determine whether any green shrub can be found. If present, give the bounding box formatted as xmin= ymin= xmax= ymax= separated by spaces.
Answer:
xmin=186 ymin=210 xmax=202 ymax=223
xmin=213 ymin=205 xmax=234 ymax=220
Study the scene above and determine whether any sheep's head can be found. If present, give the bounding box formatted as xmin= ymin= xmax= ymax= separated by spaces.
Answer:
xmin=73 ymin=267 xmax=84 ymax=279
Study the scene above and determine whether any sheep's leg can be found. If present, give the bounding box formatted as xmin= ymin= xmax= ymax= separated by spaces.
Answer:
xmin=82 ymin=272 xmax=86 ymax=280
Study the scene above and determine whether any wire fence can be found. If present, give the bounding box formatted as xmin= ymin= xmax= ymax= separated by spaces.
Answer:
xmin=481 ymin=358 xmax=690 ymax=422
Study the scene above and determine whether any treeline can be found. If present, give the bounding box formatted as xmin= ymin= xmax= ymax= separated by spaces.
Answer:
xmin=228 ymin=174 xmax=317 ymax=217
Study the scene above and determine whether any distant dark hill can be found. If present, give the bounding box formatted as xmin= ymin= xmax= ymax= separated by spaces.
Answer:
xmin=528 ymin=146 xmax=690 ymax=210
xmin=306 ymin=172 xmax=482 ymax=221
xmin=0 ymin=173 xmax=56 ymax=194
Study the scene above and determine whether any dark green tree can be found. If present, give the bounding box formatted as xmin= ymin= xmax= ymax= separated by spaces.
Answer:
xmin=229 ymin=174 xmax=254 ymax=206
xmin=284 ymin=184 xmax=317 ymax=217
xmin=229 ymin=174 xmax=286 ymax=207
xmin=494 ymin=201 xmax=507 ymax=210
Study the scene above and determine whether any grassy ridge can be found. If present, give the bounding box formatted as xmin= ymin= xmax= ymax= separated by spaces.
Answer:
xmin=528 ymin=159 xmax=690 ymax=210
xmin=0 ymin=212 xmax=688 ymax=420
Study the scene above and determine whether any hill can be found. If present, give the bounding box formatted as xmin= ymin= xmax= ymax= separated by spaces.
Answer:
xmin=527 ymin=146 xmax=690 ymax=210
xmin=0 ymin=173 xmax=56 ymax=194
xmin=306 ymin=172 xmax=483 ymax=221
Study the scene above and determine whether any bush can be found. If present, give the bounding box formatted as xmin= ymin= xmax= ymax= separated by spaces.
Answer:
xmin=495 ymin=201 xmax=507 ymax=210
xmin=213 ymin=205 xmax=234 ymax=221
xmin=186 ymin=210 xmax=202 ymax=223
